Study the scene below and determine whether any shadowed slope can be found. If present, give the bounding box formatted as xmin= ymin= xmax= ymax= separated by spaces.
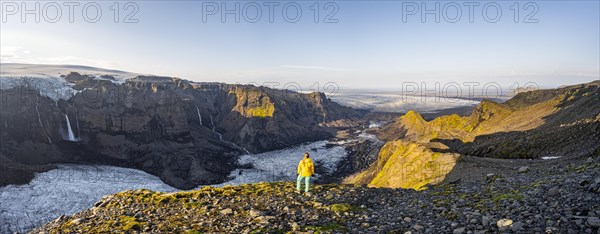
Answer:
xmin=346 ymin=81 xmax=600 ymax=189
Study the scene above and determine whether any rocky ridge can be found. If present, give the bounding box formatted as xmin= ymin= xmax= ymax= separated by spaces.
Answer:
xmin=345 ymin=81 xmax=600 ymax=189
xmin=34 ymin=153 xmax=600 ymax=233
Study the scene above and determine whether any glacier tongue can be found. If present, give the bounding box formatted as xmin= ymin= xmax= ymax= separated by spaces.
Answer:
xmin=0 ymin=141 xmax=347 ymax=233
xmin=214 ymin=141 xmax=346 ymax=187
xmin=0 ymin=165 xmax=177 ymax=233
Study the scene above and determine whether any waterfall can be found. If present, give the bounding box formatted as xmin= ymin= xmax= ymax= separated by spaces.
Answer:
xmin=35 ymin=105 xmax=52 ymax=144
xmin=209 ymin=115 xmax=250 ymax=155
xmin=238 ymin=145 xmax=251 ymax=155
xmin=75 ymin=111 xmax=81 ymax=138
xmin=209 ymin=115 xmax=215 ymax=131
xmin=195 ymin=106 xmax=203 ymax=126
xmin=209 ymin=115 xmax=223 ymax=141
xmin=64 ymin=114 xmax=77 ymax=141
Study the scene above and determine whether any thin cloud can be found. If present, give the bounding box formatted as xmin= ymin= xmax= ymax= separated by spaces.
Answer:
xmin=280 ymin=65 xmax=347 ymax=72
xmin=0 ymin=46 xmax=23 ymax=60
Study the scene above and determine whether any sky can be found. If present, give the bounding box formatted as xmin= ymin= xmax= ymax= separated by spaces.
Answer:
xmin=1 ymin=1 xmax=599 ymax=91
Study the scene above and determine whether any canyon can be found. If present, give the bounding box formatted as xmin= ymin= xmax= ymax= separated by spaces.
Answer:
xmin=0 ymin=64 xmax=364 ymax=190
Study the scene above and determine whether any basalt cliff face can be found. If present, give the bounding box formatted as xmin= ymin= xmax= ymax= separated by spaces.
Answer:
xmin=0 ymin=64 xmax=363 ymax=189
xmin=346 ymin=81 xmax=600 ymax=190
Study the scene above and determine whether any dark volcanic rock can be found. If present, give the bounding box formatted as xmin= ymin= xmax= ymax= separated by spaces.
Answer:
xmin=441 ymin=81 xmax=600 ymax=159
xmin=0 ymin=71 xmax=363 ymax=189
xmin=32 ymin=155 xmax=600 ymax=233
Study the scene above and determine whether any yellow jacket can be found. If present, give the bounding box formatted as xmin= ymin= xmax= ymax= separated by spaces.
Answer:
xmin=297 ymin=158 xmax=314 ymax=177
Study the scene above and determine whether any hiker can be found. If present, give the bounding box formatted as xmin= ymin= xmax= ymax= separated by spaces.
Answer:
xmin=296 ymin=152 xmax=314 ymax=194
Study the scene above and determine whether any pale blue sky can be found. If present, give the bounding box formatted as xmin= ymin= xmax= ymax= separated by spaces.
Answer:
xmin=1 ymin=1 xmax=599 ymax=89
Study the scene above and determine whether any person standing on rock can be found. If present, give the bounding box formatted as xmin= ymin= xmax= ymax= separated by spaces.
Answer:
xmin=296 ymin=152 xmax=314 ymax=194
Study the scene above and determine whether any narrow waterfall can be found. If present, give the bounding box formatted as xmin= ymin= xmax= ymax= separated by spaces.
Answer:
xmin=238 ymin=145 xmax=251 ymax=155
xmin=209 ymin=115 xmax=223 ymax=141
xmin=75 ymin=111 xmax=81 ymax=138
xmin=195 ymin=106 xmax=203 ymax=126
xmin=36 ymin=105 xmax=52 ymax=144
xmin=64 ymin=114 xmax=77 ymax=141
xmin=209 ymin=115 xmax=250 ymax=155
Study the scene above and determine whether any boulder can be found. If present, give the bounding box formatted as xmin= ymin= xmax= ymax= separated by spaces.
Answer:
xmin=518 ymin=166 xmax=530 ymax=173
xmin=497 ymin=219 xmax=513 ymax=230
xmin=587 ymin=217 xmax=600 ymax=228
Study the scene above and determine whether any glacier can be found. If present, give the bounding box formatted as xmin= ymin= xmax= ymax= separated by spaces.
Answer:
xmin=331 ymin=92 xmax=481 ymax=113
xmin=0 ymin=165 xmax=177 ymax=233
xmin=0 ymin=63 xmax=140 ymax=101
xmin=215 ymin=140 xmax=347 ymax=186
xmin=0 ymin=140 xmax=349 ymax=233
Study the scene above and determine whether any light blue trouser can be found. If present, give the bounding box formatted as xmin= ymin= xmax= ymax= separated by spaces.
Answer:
xmin=296 ymin=175 xmax=311 ymax=192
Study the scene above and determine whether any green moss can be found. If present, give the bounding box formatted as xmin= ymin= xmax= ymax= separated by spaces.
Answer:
xmin=433 ymin=198 xmax=450 ymax=207
xmin=248 ymin=227 xmax=285 ymax=234
xmin=119 ymin=215 xmax=147 ymax=231
xmin=487 ymin=174 xmax=505 ymax=183
xmin=156 ymin=194 xmax=177 ymax=204
xmin=573 ymin=165 xmax=594 ymax=173
xmin=473 ymin=202 xmax=489 ymax=212
xmin=329 ymin=203 xmax=358 ymax=213
xmin=432 ymin=184 xmax=457 ymax=196
xmin=442 ymin=210 xmax=459 ymax=221
xmin=526 ymin=181 xmax=543 ymax=189
xmin=184 ymin=201 xmax=202 ymax=209
xmin=303 ymin=223 xmax=348 ymax=233
xmin=369 ymin=141 xmax=447 ymax=190
xmin=246 ymin=102 xmax=275 ymax=118
xmin=490 ymin=189 xmax=523 ymax=205
xmin=184 ymin=231 xmax=202 ymax=234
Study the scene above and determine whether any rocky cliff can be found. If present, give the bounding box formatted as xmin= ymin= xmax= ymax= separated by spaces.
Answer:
xmin=0 ymin=64 xmax=363 ymax=189
xmin=346 ymin=81 xmax=600 ymax=189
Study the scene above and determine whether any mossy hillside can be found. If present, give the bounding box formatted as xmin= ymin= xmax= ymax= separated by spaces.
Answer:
xmin=34 ymin=155 xmax=600 ymax=234
xmin=119 ymin=215 xmax=147 ymax=231
xmin=345 ymin=140 xmax=459 ymax=190
xmin=357 ymin=101 xmax=514 ymax=191
xmin=401 ymin=110 xmax=428 ymax=135
xmin=42 ymin=182 xmax=381 ymax=233
xmin=380 ymin=95 xmax=565 ymax=146
xmin=232 ymin=89 xmax=276 ymax=118
xmin=380 ymin=110 xmax=477 ymax=143
xmin=428 ymin=114 xmax=476 ymax=141
xmin=246 ymin=102 xmax=275 ymax=118
xmin=360 ymin=92 xmax=583 ymax=190
xmin=505 ymin=80 xmax=600 ymax=109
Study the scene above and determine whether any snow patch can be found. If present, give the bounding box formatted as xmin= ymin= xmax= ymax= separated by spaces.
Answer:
xmin=541 ymin=156 xmax=561 ymax=160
